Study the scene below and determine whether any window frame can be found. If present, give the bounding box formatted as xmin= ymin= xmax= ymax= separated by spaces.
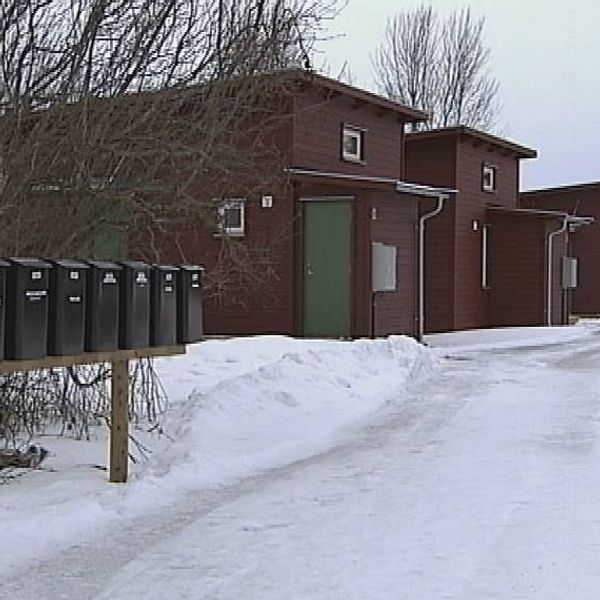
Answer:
xmin=216 ymin=198 xmax=246 ymax=237
xmin=482 ymin=163 xmax=497 ymax=193
xmin=341 ymin=124 xmax=366 ymax=163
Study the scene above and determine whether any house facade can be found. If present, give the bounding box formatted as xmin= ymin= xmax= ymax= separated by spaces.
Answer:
xmin=405 ymin=126 xmax=590 ymax=332
xmin=521 ymin=182 xmax=600 ymax=317
xmin=145 ymin=72 xmax=452 ymax=339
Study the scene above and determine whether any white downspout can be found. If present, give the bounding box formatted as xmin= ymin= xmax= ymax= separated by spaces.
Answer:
xmin=546 ymin=217 xmax=568 ymax=327
xmin=418 ymin=195 xmax=446 ymax=341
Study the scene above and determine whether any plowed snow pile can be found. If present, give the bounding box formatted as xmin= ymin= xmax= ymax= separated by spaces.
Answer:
xmin=0 ymin=335 xmax=436 ymax=576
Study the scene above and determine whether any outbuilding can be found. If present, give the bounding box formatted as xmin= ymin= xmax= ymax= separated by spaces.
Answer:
xmin=147 ymin=72 xmax=453 ymax=339
xmin=521 ymin=182 xmax=600 ymax=317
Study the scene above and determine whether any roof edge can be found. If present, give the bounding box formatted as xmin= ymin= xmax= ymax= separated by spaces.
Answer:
xmin=287 ymin=167 xmax=456 ymax=198
xmin=522 ymin=180 xmax=600 ymax=195
xmin=288 ymin=70 xmax=428 ymax=123
xmin=488 ymin=206 xmax=594 ymax=224
xmin=406 ymin=125 xmax=537 ymax=159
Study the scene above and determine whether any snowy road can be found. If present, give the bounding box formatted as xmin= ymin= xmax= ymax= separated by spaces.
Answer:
xmin=4 ymin=330 xmax=600 ymax=599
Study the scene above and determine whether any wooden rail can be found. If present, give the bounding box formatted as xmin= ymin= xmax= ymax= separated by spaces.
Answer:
xmin=0 ymin=345 xmax=186 ymax=483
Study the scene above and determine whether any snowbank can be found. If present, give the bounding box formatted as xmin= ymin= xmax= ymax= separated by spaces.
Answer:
xmin=0 ymin=335 xmax=436 ymax=578
xmin=425 ymin=323 xmax=596 ymax=353
xmin=143 ymin=335 xmax=437 ymax=490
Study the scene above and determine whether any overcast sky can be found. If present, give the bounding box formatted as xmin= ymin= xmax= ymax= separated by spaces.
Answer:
xmin=316 ymin=0 xmax=600 ymax=191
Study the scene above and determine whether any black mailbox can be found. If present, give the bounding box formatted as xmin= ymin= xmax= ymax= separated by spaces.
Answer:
xmin=119 ymin=261 xmax=150 ymax=349
xmin=85 ymin=261 xmax=122 ymax=352
xmin=150 ymin=265 xmax=178 ymax=347
xmin=177 ymin=265 xmax=204 ymax=344
xmin=0 ymin=260 xmax=10 ymax=361
xmin=5 ymin=258 xmax=52 ymax=360
xmin=48 ymin=260 xmax=89 ymax=356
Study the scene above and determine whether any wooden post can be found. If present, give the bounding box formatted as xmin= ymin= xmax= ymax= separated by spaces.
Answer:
xmin=0 ymin=345 xmax=185 ymax=483
xmin=110 ymin=359 xmax=129 ymax=483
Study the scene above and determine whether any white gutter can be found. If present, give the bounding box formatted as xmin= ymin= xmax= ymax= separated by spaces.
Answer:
xmin=396 ymin=181 xmax=456 ymax=198
xmin=418 ymin=195 xmax=446 ymax=341
xmin=287 ymin=168 xmax=457 ymax=197
xmin=546 ymin=216 xmax=568 ymax=326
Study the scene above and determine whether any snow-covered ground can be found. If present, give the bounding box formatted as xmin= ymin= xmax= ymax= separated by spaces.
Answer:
xmin=2 ymin=323 xmax=600 ymax=599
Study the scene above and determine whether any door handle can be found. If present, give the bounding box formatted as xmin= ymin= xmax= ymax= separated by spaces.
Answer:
xmin=306 ymin=263 xmax=314 ymax=276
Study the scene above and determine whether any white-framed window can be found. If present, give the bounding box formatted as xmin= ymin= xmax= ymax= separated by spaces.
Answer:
xmin=217 ymin=198 xmax=245 ymax=236
xmin=342 ymin=125 xmax=365 ymax=163
xmin=482 ymin=164 xmax=497 ymax=192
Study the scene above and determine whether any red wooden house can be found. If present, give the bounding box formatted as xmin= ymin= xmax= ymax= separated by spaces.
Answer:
xmin=521 ymin=182 xmax=600 ymax=317
xmin=150 ymin=72 xmax=453 ymax=339
xmin=405 ymin=126 xmax=591 ymax=332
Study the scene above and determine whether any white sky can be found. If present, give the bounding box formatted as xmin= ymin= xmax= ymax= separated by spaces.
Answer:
xmin=316 ymin=0 xmax=600 ymax=191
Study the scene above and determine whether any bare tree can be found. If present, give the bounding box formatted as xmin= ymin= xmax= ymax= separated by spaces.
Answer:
xmin=372 ymin=6 xmax=499 ymax=131
xmin=372 ymin=5 xmax=437 ymax=129
xmin=0 ymin=0 xmax=339 ymax=300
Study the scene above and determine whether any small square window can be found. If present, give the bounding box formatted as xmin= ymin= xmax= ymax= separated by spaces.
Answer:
xmin=482 ymin=164 xmax=497 ymax=192
xmin=342 ymin=126 xmax=364 ymax=163
xmin=217 ymin=199 xmax=245 ymax=236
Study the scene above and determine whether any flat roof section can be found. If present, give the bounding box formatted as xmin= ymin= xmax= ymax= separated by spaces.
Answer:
xmin=406 ymin=125 xmax=537 ymax=159
xmin=522 ymin=181 xmax=600 ymax=196
xmin=487 ymin=205 xmax=593 ymax=226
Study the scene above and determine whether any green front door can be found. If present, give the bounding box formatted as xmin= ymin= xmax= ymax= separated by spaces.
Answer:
xmin=302 ymin=200 xmax=352 ymax=337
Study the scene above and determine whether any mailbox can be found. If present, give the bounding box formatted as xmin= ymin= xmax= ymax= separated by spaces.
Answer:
xmin=119 ymin=261 xmax=151 ymax=349
xmin=150 ymin=265 xmax=178 ymax=347
xmin=5 ymin=258 xmax=52 ymax=360
xmin=85 ymin=261 xmax=122 ymax=352
xmin=177 ymin=265 xmax=204 ymax=344
xmin=48 ymin=260 xmax=89 ymax=356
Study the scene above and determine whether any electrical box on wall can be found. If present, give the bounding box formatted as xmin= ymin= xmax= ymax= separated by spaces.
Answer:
xmin=261 ymin=195 xmax=273 ymax=208
xmin=562 ymin=256 xmax=578 ymax=289
xmin=372 ymin=243 xmax=397 ymax=292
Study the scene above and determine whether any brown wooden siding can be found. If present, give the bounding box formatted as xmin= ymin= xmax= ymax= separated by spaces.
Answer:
xmin=406 ymin=132 xmax=525 ymax=332
xmin=522 ymin=185 xmax=600 ymax=315
xmin=369 ymin=192 xmax=419 ymax=337
xmin=488 ymin=213 xmax=546 ymax=326
xmin=405 ymin=136 xmax=457 ymax=189
xmin=488 ymin=213 xmax=567 ymax=327
xmin=452 ymin=140 xmax=521 ymax=330
xmin=405 ymin=136 xmax=457 ymax=333
xmin=424 ymin=202 xmax=455 ymax=333
xmin=292 ymin=90 xmax=404 ymax=179
xmin=133 ymin=186 xmax=299 ymax=336
xmin=456 ymin=141 xmax=520 ymax=210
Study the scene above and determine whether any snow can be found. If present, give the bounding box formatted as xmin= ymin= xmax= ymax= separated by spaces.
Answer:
xmin=0 ymin=334 xmax=435 ymax=580
xmin=2 ymin=322 xmax=600 ymax=599
xmin=425 ymin=323 xmax=593 ymax=352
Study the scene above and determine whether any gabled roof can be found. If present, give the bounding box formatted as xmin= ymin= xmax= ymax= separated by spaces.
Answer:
xmin=289 ymin=70 xmax=428 ymax=124
xmin=522 ymin=181 xmax=600 ymax=196
xmin=406 ymin=125 xmax=537 ymax=159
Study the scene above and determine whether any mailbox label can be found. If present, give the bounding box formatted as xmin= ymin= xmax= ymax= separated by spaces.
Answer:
xmin=103 ymin=272 xmax=117 ymax=284
xmin=25 ymin=290 xmax=47 ymax=301
xmin=69 ymin=271 xmax=80 ymax=280
xmin=135 ymin=272 xmax=148 ymax=286
xmin=31 ymin=271 xmax=42 ymax=280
